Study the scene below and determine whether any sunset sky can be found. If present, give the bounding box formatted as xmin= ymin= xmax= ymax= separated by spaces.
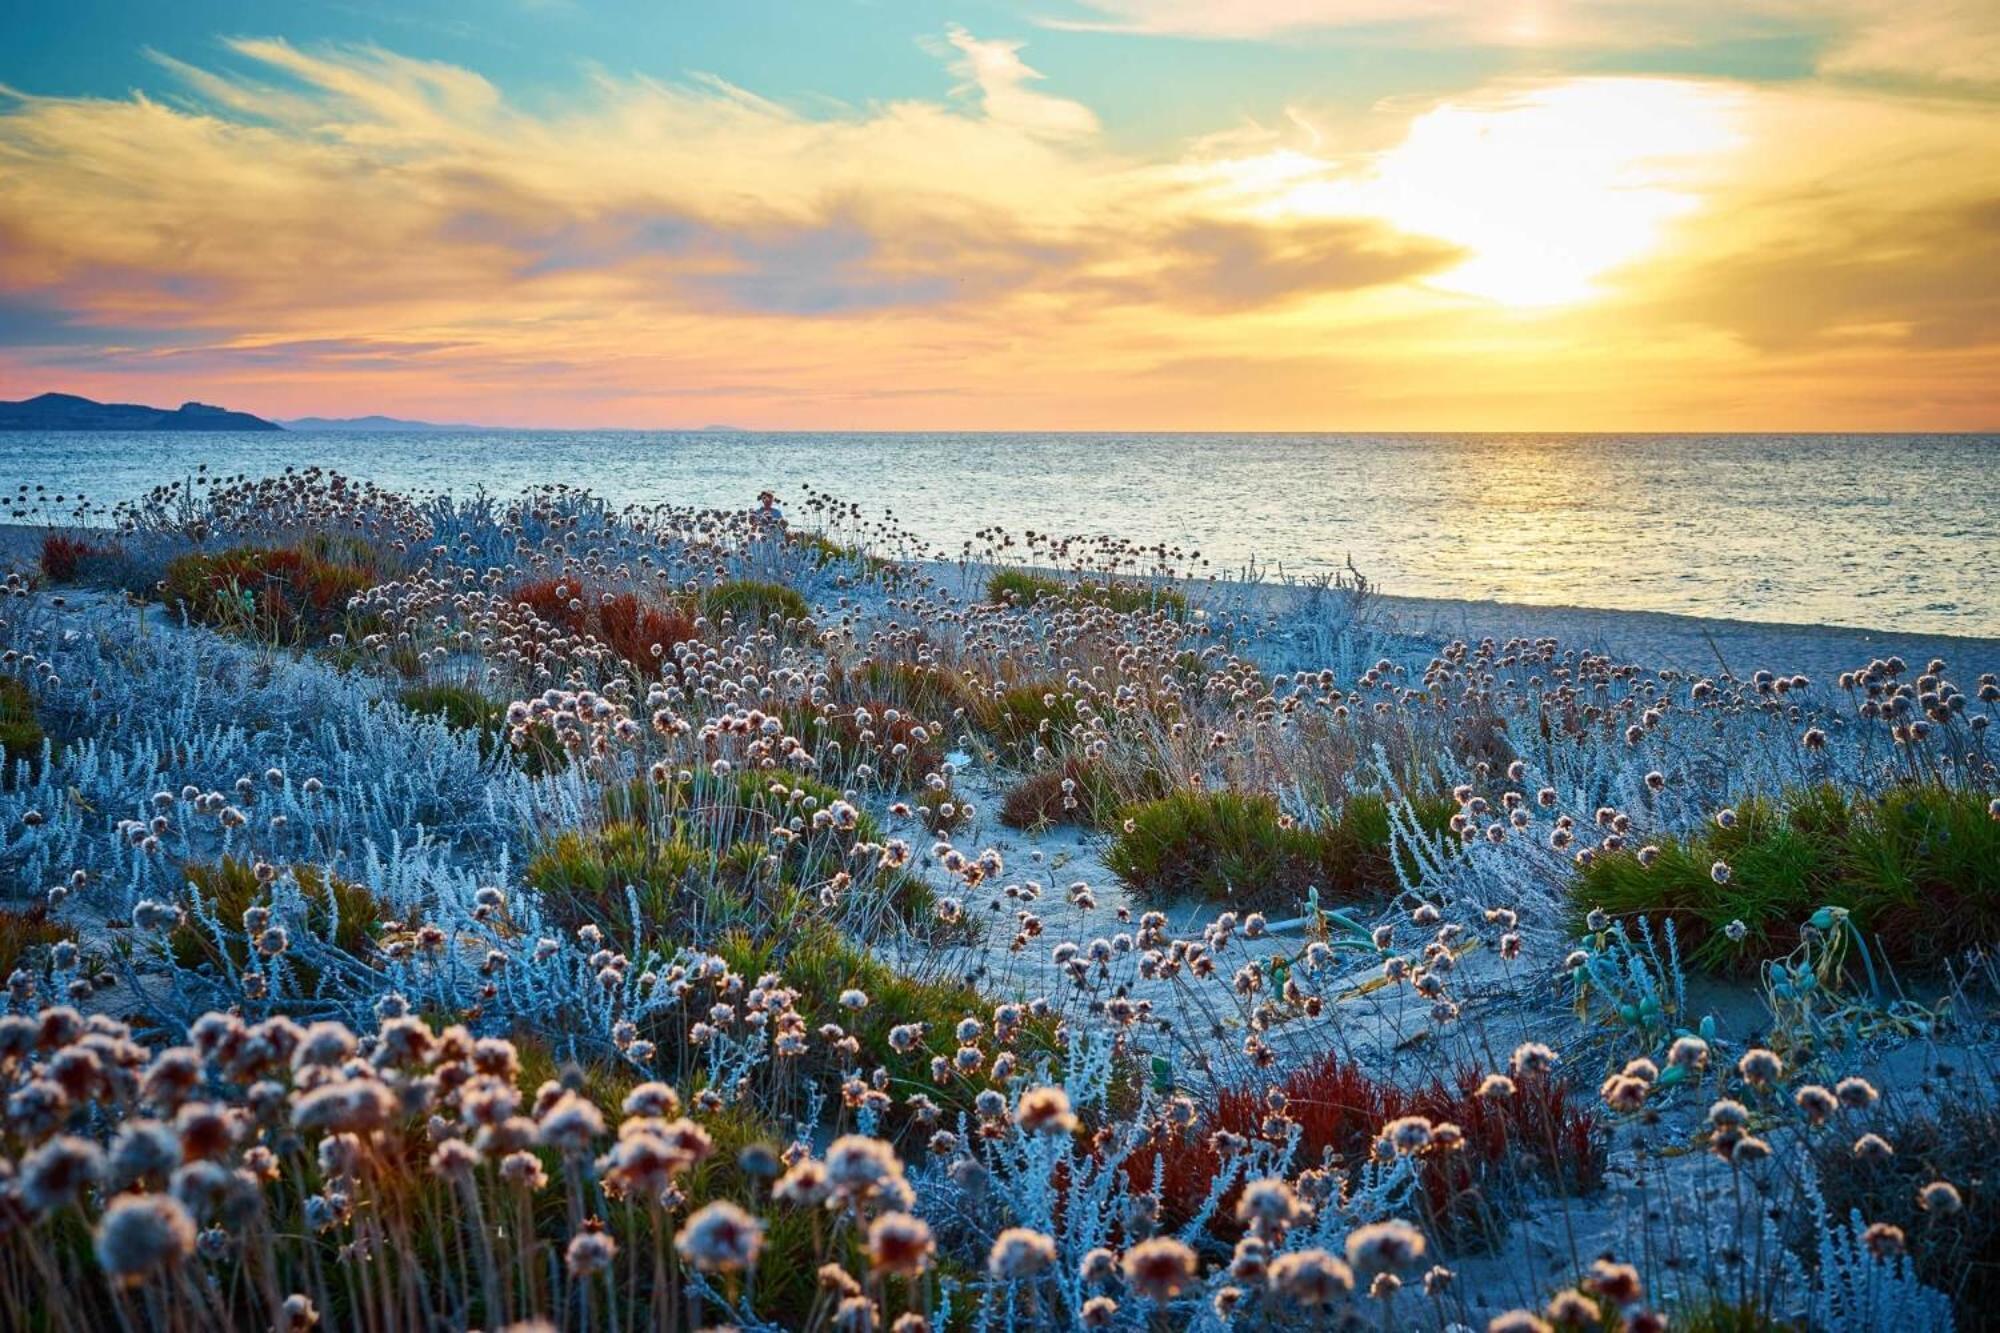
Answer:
xmin=1 ymin=1 xmax=1994 ymax=429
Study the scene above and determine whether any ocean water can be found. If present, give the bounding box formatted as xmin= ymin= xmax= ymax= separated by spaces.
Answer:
xmin=2 ymin=430 xmax=1994 ymax=636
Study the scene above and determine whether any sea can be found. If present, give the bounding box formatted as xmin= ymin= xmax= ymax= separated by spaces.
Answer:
xmin=1 ymin=430 xmax=1994 ymax=637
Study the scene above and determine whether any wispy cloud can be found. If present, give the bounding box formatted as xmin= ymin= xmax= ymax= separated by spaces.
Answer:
xmin=0 ymin=20 xmax=1993 ymax=428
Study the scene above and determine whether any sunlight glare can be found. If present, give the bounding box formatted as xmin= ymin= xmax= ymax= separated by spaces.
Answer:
xmin=1269 ymin=79 xmax=1745 ymax=308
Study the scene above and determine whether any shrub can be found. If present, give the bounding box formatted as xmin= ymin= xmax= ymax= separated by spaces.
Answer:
xmin=1127 ymin=1052 xmax=1605 ymax=1249
xmin=162 ymin=542 xmax=379 ymax=645
xmin=170 ymin=858 xmax=403 ymax=991
xmin=0 ymin=904 xmax=70 ymax=981
xmin=977 ymin=680 xmax=1083 ymax=754
xmin=398 ymin=681 xmax=563 ymax=775
xmin=1809 ymin=1094 xmax=2000 ymax=1311
xmin=0 ymin=676 xmax=48 ymax=786
xmin=37 ymin=532 xmax=103 ymax=583
xmin=505 ymin=579 xmax=699 ymax=671
xmin=1574 ymin=783 xmax=2000 ymax=971
xmin=987 ymin=568 xmax=1187 ymax=617
xmin=1105 ymin=789 xmax=1455 ymax=906
xmin=702 ymin=578 xmax=810 ymax=627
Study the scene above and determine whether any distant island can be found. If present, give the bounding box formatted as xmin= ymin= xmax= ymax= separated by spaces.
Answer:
xmin=0 ymin=391 xmax=282 ymax=432
xmin=280 ymin=414 xmax=496 ymax=431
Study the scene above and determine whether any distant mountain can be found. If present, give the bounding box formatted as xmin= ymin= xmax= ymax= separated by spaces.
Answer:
xmin=0 ymin=391 xmax=282 ymax=432
xmin=280 ymin=414 xmax=496 ymax=431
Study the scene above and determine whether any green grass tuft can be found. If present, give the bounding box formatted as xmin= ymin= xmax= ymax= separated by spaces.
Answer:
xmin=171 ymin=857 xmax=403 ymax=992
xmin=398 ymin=681 xmax=564 ymax=775
xmin=1105 ymin=788 xmax=1457 ymax=907
xmin=0 ymin=676 xmax=49 ymax=786
xmin=702 ymin=579 xmax=810 ymax=627
xmin=986 ymin=567 xmax=1187 ymax=617
xmin=1573 ymin=782 xmax=1999 ymax=971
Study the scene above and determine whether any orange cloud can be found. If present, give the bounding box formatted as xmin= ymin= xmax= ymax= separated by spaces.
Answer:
xmin=0 ymin=29 xmax=1994 ymax=429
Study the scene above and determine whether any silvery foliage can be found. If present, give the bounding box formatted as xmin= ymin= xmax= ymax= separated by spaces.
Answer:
xmin=1803 ymin=1162 xmax=1955 ymax=1333
xmin=0 ymin=591 xmax=529 ymax=905
xmin=102 ymin=833 xmax=689 ymax=1063
xmin=916 ymin=1031 xmax=1414 ymax=1330
xmin=1606 ymin=1149 xmax=1809 ymax=1320
xmin=0 ymin=589 xmax=695 ymax=1063
xmin=423 ymin=487 xmax=853 ymax=599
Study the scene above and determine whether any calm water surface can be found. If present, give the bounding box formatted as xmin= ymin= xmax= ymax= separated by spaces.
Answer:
xmin=1 ymin=431 xmax=1993 ymax=635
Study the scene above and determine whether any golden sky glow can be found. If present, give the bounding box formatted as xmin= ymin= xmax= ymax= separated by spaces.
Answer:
xmin=0 ymin=4 xmax=1995 ymax=429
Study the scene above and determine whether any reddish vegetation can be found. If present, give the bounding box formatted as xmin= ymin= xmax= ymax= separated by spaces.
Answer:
xmin=38 ymin=532 xmax=103 ymax=582
xmin=1126 ymin=1052 xmax=1605 ymax=1245
xmin=162 ymin=544 xmax=379 ymax=641
xmin=508 ymin=578 xmax=699 ymax=669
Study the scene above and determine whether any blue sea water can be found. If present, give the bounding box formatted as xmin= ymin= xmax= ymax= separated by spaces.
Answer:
xmin=1 ymin=430 xmax=1994 ymax=636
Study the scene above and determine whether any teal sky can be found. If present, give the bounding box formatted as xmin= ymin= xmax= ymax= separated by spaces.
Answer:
xmin=6 ymin=0 xmax=1825 ymax=152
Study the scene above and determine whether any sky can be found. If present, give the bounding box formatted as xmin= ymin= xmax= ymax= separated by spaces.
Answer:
xmin=0 ymin=0 xmax=1994 ymax=429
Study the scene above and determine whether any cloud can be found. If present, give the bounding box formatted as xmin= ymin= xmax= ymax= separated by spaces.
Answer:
xmin=942 ymin=26 xmax=1099 ymax=138
xmin=1037 ymin=0 xmax=1782 ymax=46
xmin=0 ymin=26 xmax=1993 ymax=428
xmin=0 ymin=34 xmax=1445 ymax=338
xmin=1122 ymin=220 xmax=1461 ymax=310
xmin=1818 ymin=0 xmax=2000 ymax=87
xmin=1046 ymin=0 xmax=2000 ymax=89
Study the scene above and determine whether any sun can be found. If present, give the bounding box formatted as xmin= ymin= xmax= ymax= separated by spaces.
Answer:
xmin=1254 ymin=78 xmax=1746 ymax=309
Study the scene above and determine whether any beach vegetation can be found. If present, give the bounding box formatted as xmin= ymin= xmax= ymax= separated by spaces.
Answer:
xmin=1574 ymin=783 xmax=1999 ymax=971
xmin=987 ymin=567 xmax=1188 ymax=617
xmin=1105 ymin=788 xmax=1458 ymax=906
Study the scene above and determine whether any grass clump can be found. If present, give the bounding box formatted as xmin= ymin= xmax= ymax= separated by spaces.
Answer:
xmin=37 ymin=532 xmax=106 ymax=583
xmin=987 ymin=567 xmax=1188 ymax=617
xmin=1808 ymin=1094 xmax=2000 ymax=1312
xmin=1574 ymin=783 xmax=2000 ymax=971
xmin=976 ymin=680 xmax=1082 ymax=754
xmin=1105 ymin=788 xmax=1455 ymax=907
xmin=398 ymin=681 xmax=564 ymax=775
xmin=999 ymin=757 xmax=1167 ymax=831
xmin=532 ymin=770 xmax=930 ymax=942
xmin=0 ymin=676 xmax=48 ymax=786
xmin=790 ymin=530 xmax=901 ymax=581
xmin=778 ymin=698 xmax=947 ymax=789
xmin=702 ymin=578 xmax=810 ymax=627
xmin=0 ymin=905 xmax=72 ymax=982
xmin=849 ymin=657 xmax=985 ymax=725
xmin=715 ymin=922 xmax=1057 ymax=1119
xmin=170 ymin=857 xmax=403 ymax=990
xmin=162 ymin=538 xmax=379 ymax=645
xmin=525 ymin=823 xmax=771 ymax=943
xmin=1106 ymin=791 xmax=1321 ymax=905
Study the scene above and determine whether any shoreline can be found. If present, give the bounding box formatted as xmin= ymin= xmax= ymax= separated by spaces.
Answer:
xmin=1353 ymin=588 xmax=1998 ymax=681
xmin=931 ymin=557 xmax=2000 ymax=681
xmin=4 ymin=519 xmax=1992 ymax=681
